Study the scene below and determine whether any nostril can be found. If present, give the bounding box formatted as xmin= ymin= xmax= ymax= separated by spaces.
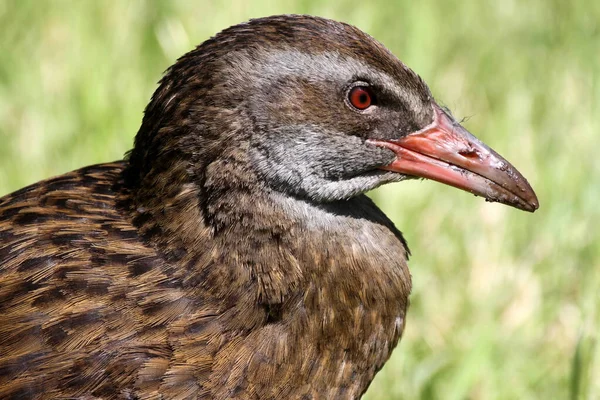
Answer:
xmin=458 ymin=148 xmax=480 ymax=160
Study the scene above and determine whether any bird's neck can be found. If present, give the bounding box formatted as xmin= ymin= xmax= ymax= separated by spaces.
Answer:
xmin=125 ymin=151 xmax=410 ymax=297
xmin=123 ymin=155 xmax=411 ymax=397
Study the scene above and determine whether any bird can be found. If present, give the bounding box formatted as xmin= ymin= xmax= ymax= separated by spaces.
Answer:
xmin=0 ymin=15 xmax=538 ymax=400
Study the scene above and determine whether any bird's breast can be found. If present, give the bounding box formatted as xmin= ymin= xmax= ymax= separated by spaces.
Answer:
xmin=201 ymin=192 xmax=412 ymax=398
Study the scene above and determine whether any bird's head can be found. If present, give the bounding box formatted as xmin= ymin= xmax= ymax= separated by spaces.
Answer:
xmin=128 ymin=15 xmax=538 ymax=212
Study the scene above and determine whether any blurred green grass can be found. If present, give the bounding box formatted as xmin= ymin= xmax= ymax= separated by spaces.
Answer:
xmin=1 ymin=1 xmax=598 ymax=399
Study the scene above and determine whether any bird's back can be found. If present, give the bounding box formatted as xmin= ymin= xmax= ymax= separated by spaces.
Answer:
xmin=0 ymin=162 xmax=177 ymax=398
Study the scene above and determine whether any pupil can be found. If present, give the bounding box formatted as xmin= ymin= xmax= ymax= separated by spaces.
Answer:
xmin=359 ymin=93 xmax=368 ymax=104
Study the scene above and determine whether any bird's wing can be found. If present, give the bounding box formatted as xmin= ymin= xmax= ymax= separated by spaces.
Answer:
xmin=0 ymin=162 xmax=219 ymax=398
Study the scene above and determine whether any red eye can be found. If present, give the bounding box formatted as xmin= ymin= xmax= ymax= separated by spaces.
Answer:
xmin=348 ymin=86 xmax=373 ymax=110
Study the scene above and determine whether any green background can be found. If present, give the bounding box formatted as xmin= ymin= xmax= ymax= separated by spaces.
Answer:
xmin=1 ymin=1 xmax=598 ymax=398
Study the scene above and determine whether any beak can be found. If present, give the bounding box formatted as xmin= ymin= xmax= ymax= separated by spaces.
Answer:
xmin=369 ymin=103 xmax=539 ymax=212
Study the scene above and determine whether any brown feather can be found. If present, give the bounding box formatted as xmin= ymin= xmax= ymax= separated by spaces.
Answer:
xmin=0 ymin=161 xmax=409 ymax=399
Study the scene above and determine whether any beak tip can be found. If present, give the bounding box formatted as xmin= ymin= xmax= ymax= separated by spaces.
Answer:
xmin=522 ymin=181 xmax=540 ymax=212
xmin=529 ymin=195 xmax=540 ymax=213
xmin=517 ymin=190 xmax=539 ymax=213
xmin=487 ymin=182 xmax=539 ymax=212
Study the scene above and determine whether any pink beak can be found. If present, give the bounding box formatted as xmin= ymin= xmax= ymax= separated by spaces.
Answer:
xmin=369 ymin=103 xmax=539 ymax=212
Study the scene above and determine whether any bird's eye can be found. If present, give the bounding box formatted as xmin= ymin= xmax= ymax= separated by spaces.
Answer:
xmin=348 ymin=86 xmax=373 ymax=110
